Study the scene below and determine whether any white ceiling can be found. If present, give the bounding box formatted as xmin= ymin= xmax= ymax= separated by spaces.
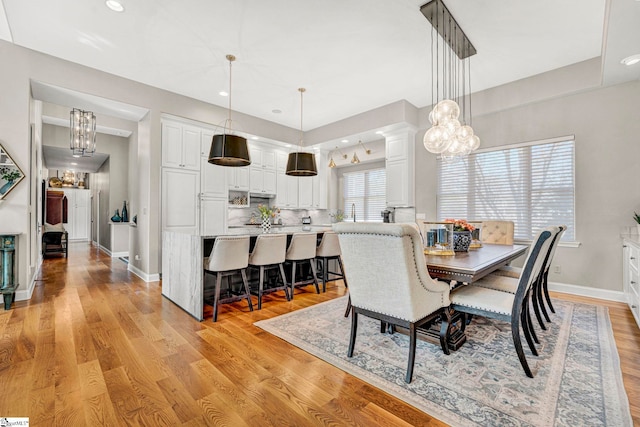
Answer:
xmin=1 ymin=0 xmax=639 ymax=133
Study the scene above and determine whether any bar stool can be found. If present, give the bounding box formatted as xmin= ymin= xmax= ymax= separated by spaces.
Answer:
xmin=316 ymin=231 xmax=348 ymax=292
xmin=248 ymin=234 xmax=289 ymax=309
xmin=203 ymin=236 xmax=253 ymax=322
xmin=285 ymin=233 xmax=320 ymax=298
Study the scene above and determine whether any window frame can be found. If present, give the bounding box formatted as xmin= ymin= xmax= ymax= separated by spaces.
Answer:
xmin=342 ymin=167 xmax=386 ymax=222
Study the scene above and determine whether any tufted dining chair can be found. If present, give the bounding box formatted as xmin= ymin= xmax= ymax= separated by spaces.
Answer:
xmin=449 ymin=227 xmax=556 ymax=378
xmin=333 ymin=222 xmax=451 ymax=383
xmin=481 ymin=220 xmax=515 ymax=245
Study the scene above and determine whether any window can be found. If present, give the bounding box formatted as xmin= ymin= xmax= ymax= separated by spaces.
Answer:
xmin=343 ymin=168 xmax=386 ymax=222
xmin=437 ymin=136 xmax=575 ymax=241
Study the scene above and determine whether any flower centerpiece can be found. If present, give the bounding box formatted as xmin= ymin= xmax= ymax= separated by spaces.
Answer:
xmin=257 ymin=204 xmax=279 ymax=233
xmin=329 ymin=209 xmax=344 ymax=223
xmin=445 ymin=218 xmax=474 ymax=252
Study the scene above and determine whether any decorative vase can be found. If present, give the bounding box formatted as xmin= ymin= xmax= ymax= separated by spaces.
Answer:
xmin=261 ymin=215 xmax=271 ymax=234
xmin=0 ymin=180 xmax=14 ymax=195
xmin=452 ymin=230 xmax=472 ymax=252
xmin=111 ymin=209 xmax=121 ymax=223
xmin=122 ymin=201 xmax=129 ymax=223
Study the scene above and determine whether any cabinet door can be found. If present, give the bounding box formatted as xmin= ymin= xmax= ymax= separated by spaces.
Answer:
xmin=276 ymin=151 xmax=289 ymax=172
xmin=236 ymin=167 xmax=250 ymax=191
xmin=201 ymin=130 xmax=214 ymax=157
xmin=250 ymin=167 xmax=263 ymax=193
xmin=201 ymin=158 xmax=227 ymax=197
xmin=181 ymin=126 xmax=201 ymax=170
xmin=249 ymin=145 xmax=262 ymax=167
xmin=200 ymin=198 xmax=226 ymax=236
xmin=263 ymin=169 xmax=277 ymax=194
xmin=262 ymin=149 xmax=276 ymax=170
xmin=386 ymin=159 xmax=408 ymax=207
xmin=162 ymin=168 xmax=200 ymax=234
xmin=286 ymin=175 xmax=299 ymax=208
xmin=298 ymin=177 xmax=313 ymax=208
xmin=162 ymin=122 xmax=183 ymax=168
xmin=276 ymin=172 xmax=288 ymax=207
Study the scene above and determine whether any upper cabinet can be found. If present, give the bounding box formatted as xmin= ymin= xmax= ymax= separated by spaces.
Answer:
xmin=385 ymin=128 xmax=416 ymax=208
xmin=227 ymin=167 xmax=250 ymax=191
xmin=200 ymin=157 xmax=227 ymax=198
xmin=162 ymin=122 xmax=200 ymax=170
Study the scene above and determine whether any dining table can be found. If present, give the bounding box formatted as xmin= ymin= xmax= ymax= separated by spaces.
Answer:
xmin=418 ymin=243 xmax=528 ymax=350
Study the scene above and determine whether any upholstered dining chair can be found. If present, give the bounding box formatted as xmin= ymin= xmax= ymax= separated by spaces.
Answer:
xmin=333 ymin=222 xmax=451 ymax=383
xmin=481 ymin=220 xmax=515 ymax=245
xmin=203 ymin=236 xmax=253 ymax=322
xmin=449 ymin=227 xmax=556 ymax=378
xmin=485 ymin=225 xmax=566 ymax=329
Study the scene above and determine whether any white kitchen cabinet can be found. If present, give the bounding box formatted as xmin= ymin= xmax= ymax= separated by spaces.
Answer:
xmin=249 ymin=144 xmax=275 ymax=169
xmin=227 ymin=167 xmax=250 ymax=191
xmin=162 ymin=168 xmax=200 ymax=234
xmin=276 ymin=150 xmax=289 ymax=172
xmin=200 ymin=197 xmax=226 ymax=236
xmin=277 ymin=172 xmax=300 ymax=209
xmin=250 ymin=167 xmax=276 ymax=195
xmin=161 ymin=121 xmax=200 ymax=171
xmin=623 ymin=238 xmax=640 ymax=328
xmin=201 ymin=157 xmax=227 ymax=197
xmin=200 ymin=130 xmax=214 ymax=157
xmin=384 ymin=128 xmax=415 ymax=207
xmin=63 ymin=189 xmax=90 ymax=241
xmin=298 ymin=177 xmax=313 ymax=209
xmin=311 ymin=152 xmax=328 ymax=209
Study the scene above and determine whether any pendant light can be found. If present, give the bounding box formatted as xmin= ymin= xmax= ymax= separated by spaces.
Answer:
xmin=70 ymin=108 xmax=96 ymax=157
xmin=208 ymin=54 xmax=251 ymax=167
xmin=285 ymin=88 xmax=317 ymax=176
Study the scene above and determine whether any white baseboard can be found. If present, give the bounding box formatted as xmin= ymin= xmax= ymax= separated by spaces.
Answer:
xmin=15 ymin=263 xmax=42 ymax=301
xmin=128 ymin=263 xmax=160 ymax=283
xmin=111 ymin=251 xmax=129 ymax=258
xmin=548 ymin=281 xmax=626 ymax=303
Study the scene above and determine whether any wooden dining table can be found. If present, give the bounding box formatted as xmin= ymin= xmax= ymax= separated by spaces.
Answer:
xmin=425 ymin=243 xmax=528 ymax=284
xmin=418 ymin=243 xmax=528 ymax=350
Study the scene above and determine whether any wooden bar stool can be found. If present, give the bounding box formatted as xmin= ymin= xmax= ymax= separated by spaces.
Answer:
xmin=203 ymin=236 xmax=253 ymax=322
xmin=316 ymin=231 xmax=348 ymax=292
xmin=248 ymin=234 xmax=289 ymax=309
xmin=285 ymin=232 xmax=319 ymax=298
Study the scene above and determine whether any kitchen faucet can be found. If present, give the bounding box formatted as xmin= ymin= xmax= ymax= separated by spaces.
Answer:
xmin=351 ymin=203 xmax=356 ymax=222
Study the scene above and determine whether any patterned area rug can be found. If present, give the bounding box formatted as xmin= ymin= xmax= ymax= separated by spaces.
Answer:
xmin=255 ymin=297 xmax=632 ymax=426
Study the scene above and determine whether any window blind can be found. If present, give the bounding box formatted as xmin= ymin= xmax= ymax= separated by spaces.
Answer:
xmin=437 ymin=138 xmax=575 ymax=241
xmin=343 ymin=168 xmax=386 ymax=222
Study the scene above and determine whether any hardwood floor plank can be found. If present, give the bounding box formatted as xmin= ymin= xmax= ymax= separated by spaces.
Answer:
xmin=1 ymin=243 xmax=637 ymax=426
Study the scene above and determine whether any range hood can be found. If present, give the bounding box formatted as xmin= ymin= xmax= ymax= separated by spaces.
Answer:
xmin=250 ymin=192 xmax=276 ymax=199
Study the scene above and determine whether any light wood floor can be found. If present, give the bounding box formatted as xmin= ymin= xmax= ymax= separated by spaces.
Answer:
xmin=1 ymin=243 xmax=638 ymax=426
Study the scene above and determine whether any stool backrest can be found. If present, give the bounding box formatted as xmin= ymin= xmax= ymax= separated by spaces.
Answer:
xmin=249 ymin=234 xmax=286 ymax=265
xmin=286 ymin=233 xmax=317 ymax=261
xmin=207 ymin=236 xmax=250 ymax=272
xmin=316 ymin=231 xmax=341 ymax=257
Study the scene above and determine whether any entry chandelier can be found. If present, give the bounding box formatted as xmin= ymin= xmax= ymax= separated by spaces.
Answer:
xmin=421 ymin=0 xmax=480 ymax=160
xmin=208 ymin=54 xmax=251 ymax=167
xmin=286 ymin=88 xmax=317 ymax=176
xmin=70 ymin=108 xmax=96 ymax=157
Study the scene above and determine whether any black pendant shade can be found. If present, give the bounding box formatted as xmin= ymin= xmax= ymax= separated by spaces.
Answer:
xmin=208 ymin=134 xmax=251 ymax=167
xmin=286 ymin=152 xmax=317 ymax=176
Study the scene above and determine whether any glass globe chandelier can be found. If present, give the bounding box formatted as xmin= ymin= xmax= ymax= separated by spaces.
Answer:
xmin=421 ymin=0 xmax=480 ymax=160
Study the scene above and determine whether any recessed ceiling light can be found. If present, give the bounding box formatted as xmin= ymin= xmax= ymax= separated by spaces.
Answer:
xmin=71 ymin=162 xmax=78 ymax=166
xmin=251 ymin=136 xmax=258 ymax=140
xmin=621 ymin=54 xmax=640 ymax=66
xmin=341 ymin=139 xmax=349 ymax=143
xmin=285 ymin=144 xmax=292 ymax=148
xmin=375 ymin=131 xmax=383 ymax=135
xmin=272 ymin=109 xmax=282 ymax=114
xmin=219 ymin=91 xmax=228 ymax=97
xmin=105 ymin=0 xmax=124 ymax=12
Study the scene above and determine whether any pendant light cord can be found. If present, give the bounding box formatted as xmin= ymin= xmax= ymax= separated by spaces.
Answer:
xmin=298 ymin=87 xmax=305 ymax=147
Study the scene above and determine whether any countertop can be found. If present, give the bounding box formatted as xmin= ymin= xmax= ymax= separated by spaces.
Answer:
xmin=201 ymin=225 xmax=333 ymax=238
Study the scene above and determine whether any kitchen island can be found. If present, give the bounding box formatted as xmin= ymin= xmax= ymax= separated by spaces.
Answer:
xmin=162 ymin=226 xmax=332 ymax=320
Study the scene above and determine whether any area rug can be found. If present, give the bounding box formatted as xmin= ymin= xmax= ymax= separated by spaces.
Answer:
xmin=254 ymin=297 xmax=632 ymax=427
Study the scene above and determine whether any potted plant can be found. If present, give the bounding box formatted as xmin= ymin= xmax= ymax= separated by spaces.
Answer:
xmin=257 ymin=204 xmax=279 ymax=233
xmin=445 ymin=218 xmax=475 ymax=252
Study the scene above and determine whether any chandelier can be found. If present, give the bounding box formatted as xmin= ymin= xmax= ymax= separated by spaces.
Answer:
xmin=286 ymin=88 xmax=317 ymax=176
xmin=208 ymin=54 xmax=251 ymax=167
xmin=421 ymin=0 xmax=480 ymax=160
xmin=70 ymin=108 xmax=96 ymax=157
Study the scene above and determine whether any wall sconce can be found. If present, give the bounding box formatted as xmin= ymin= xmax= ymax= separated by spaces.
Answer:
xmin=350 ymin=140 xmax=371 ymax=164
xmin=328 ymin=146 xmax=347 ymax=168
